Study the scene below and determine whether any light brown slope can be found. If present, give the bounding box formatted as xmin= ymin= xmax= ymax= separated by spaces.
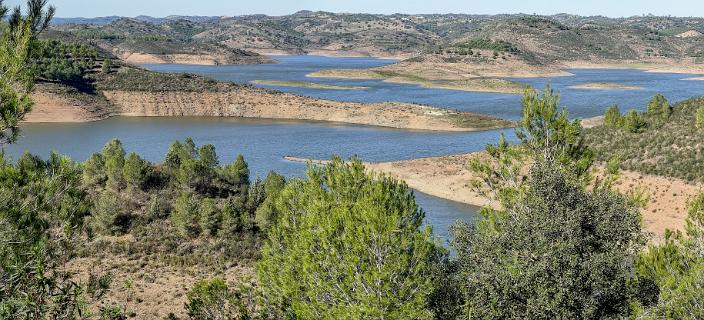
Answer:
xmin=101 ymin=88 xmax=510 ymax=132
xmin=288 ymin=153 xmax=700 ymax=240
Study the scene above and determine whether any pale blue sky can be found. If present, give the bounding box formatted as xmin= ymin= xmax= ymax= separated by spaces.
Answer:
xmin=5 ymin=0 xmax=704 ymax=18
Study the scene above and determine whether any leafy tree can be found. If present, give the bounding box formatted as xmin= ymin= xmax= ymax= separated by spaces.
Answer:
xmin=199 ymin=144 xmax=219 ymax=168
xmin=219 ymin=200 xmax=242 ymax=236
xmin=171 ymin=191 xmax=200 ymax=237
xmin=604 ymin=105 xmax=623 ymax=128
xmin=452 ymin=163 xmax=644 ymax=319
xmin=185 ymin=278 xmax=233 ymax=320
xmin=646 ymin=93 xmax=672 ymax=120
xmin=183 ymin=137 xmax=197 ymax=159
xmin=123 ymin=152 xmax=148 ymax=189
xmin=257 ymin=157 xmax=443 ymax=319
xmin=199 ymin=198 xmax=221 ymax=237
xmin=177 ymin=158 xmax=211 ymax=191
xmin=164 ymin=140 xmax=187 ymax=171
xmin=458 ymin=86 xmax=642 ymax=319
xmin=224 ymin=154 xmax=250 ymax=187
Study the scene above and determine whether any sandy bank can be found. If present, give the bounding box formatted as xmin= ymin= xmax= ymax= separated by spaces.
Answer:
xmin=120 ymin=51 xmax=272 ymax=66
xmin=308 ymin=69 xmax=526 ymax=94
xmin=285 ymin=153 xmax=700 ymax=240
xmin=568 ymin=83 xmax=642 ymax=90
xmin=101 ymin=87 xmax=511 ymax=132
xmin=565 ymin=60 xmax=704 ymax=75
xmin=251 ymin=80 xmax=369 ymax=90
xmin=24 ymin=84 xmax=113 ymax=123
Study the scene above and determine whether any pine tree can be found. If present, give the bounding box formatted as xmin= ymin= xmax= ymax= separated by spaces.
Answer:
xmin=224 ymin=154 xmax=250 ymax=187
xmin=102 ymin=139 xmax=126 ymax=189
xmin=604 ymin=105 xmax=622 ymax=128
xmin=172 ymin=192 xmax=200 ymax=237
xmin=199 ymin=198 xmax=221 ymax=237
xmin=123 ymin=152 xmax=148 ymax=190
xmin=257 ymin=157 xmax=443 ymax=319
xmin=198 ymin=144 xmax=219 ymax=168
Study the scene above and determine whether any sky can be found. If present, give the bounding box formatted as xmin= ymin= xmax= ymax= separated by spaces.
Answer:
xmin=4 ymin=0 xmax=704 ymax=18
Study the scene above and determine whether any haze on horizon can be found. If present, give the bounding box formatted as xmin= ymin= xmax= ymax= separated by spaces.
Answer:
xmin=5 ymin=0 xmax=704 ymax=18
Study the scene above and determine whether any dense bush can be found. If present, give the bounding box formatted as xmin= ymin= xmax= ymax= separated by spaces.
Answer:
xmin=459 ymin=85 xmax=643 ymax=319
xmin=454 ymin=163 xmax=644 ymax=319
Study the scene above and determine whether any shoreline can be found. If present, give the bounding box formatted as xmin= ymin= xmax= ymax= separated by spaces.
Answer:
xmin=284 ymin=153 xmax=698 ymax=240
xmin=24 ymin=87 xmax=513 ymax=132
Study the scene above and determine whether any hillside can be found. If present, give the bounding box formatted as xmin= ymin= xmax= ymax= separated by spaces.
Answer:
xmin=25 ymin=39 xmax=511 ymax=131
xmin=50 ymin=18 xmax=273 ymax=65
xmin=584 ymin=97 xmax=704 ymax=183
xmin=53 ymin=12 xmax=704 ymax=66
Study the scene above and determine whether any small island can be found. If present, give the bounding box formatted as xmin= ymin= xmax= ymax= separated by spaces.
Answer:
xmin=568 ymin=82 xmax=642 ymax=90
xmin=308 ymin=69 xmax=526 ymax=94
xmin=251 ymin=80 xmax=369 ymax=90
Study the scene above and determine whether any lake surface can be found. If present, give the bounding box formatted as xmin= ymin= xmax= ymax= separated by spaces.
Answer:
xmin=6 ymin=117 xmax=495 ymax=244
xmin=8 ymin=55 xmax=704 ymax=245
xmin=146 ymin=55 xmax=704 ymax=120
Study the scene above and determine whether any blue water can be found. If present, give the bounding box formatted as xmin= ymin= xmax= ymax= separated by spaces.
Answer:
xmin=6 ymin=117 xmax=492 ymax=244
xmin=8 ymin=55 xmax=704 ymax=245
xmin=145 ymin=55 xmax=704 ymax=120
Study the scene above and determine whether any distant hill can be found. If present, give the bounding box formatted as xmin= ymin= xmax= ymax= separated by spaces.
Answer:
xmin=51 ymin=12 xmax=704 ymax=66
xmin=50 ymin=18 xmax=273 ymax=65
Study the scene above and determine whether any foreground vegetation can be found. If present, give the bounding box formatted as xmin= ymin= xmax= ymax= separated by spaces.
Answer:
xmin=2 ymin=1 xmax=704 ymax=319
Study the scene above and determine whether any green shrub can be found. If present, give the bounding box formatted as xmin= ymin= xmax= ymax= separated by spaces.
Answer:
xmin=100 ymin=305 xmax=127 ymax=320
xmin=93 ymin=189 xmax=130 ymax=235
xmin=696 ymin=106 xmax=704 ymax=129
xmin=454 ymin=163 xmax=644 ymax=319
xmin=185 ymin=278 xmax=232 ymax=320
xmin=102 ymin=139 xmax=126 ymax=189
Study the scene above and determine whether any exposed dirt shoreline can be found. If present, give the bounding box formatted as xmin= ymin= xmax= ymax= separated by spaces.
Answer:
xmin=119 ymin=51 xmax=274 ymax=66
xmin=24 ymin=86 xmax=512 ymax=132
xmin=285 ymin=153 xmax=700 ymax=240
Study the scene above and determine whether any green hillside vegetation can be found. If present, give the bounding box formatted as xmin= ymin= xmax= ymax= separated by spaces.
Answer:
xmin=52 ymin=18 xmax=271 ymax=64
xmin=585 ymin=94 xmax=704 ymax=182
xmin=4 ymin=2 xmax=704 ymax=319
xmin=51 ymin=12 xmax=704 ymax=66
xmin=81 ymin=138 xmax=283 ymax=266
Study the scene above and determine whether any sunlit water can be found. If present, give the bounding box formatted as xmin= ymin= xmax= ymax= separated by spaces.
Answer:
xmin=7 ymin=55 xmax=704 ymax=245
